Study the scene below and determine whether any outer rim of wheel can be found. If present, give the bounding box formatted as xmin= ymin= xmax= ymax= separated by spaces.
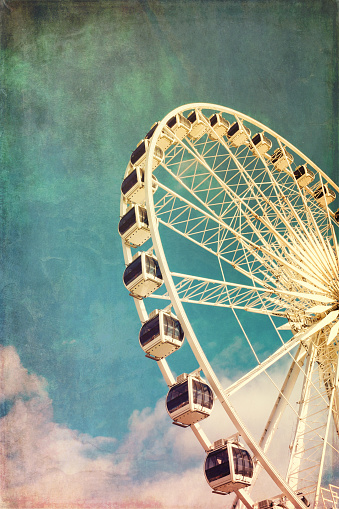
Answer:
xmin=142 ymin=102 xmax=325 ymax=508
xmin=120 ymin=103 xmax=339 ymax=507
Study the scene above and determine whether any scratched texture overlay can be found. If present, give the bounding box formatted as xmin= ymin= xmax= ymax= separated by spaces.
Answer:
xmin=0 ymin=1 xmax=338 ymax=508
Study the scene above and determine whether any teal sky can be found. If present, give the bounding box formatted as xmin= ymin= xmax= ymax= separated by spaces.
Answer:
xmin=1 ymin=0 xmax=338 ymax=507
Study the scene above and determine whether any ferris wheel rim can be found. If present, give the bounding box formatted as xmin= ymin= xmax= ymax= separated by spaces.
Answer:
xmin=143 ymin=103 xmax=324 ymax=507
xmin=120 ymin=102 xmax=339 ymax=505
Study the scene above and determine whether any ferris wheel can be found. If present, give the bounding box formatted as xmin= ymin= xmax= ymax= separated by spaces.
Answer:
xmin=119 ymin=103 xmax=339 ymax=509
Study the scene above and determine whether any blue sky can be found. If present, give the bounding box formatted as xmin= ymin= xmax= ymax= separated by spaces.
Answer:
xmin=1 ymin=0 xmax=338 ymax=507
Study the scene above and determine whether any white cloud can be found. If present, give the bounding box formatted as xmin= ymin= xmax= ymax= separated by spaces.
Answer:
xmin=0 ymin=394 xmax=126 ymax=506
xmin=2 ymin=344 xmax=335 ymax=508
xmin=137 ymin=467 xmax=231 ymax=508
xmin=0 ymin=346 xmax=231 ymax=508
xmin=0 ymin=345 xmax=47 ymax=402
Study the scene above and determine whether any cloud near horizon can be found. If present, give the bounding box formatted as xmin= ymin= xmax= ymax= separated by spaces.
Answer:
xmin=0 ymin=345 xmax=48 ymax=402
xmin=2 ymin=344 xmax=321 ymax=508
xmin=0 ymin=345 xmax=229 ymax=509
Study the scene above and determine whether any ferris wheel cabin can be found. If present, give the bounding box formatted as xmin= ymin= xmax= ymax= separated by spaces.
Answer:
xmin=293 ymin=164 xmax=315 ymax=188
xmin=314 ymin=184 xmax=336 ymax=207
xmin=257 ymin=493 xmax=310 ymax=509
xmin=187 ymin=109 xmax=209 ymax=139
xmin=166 ymin=113 xmax=192 ymax=141
xmin=226 ymin=121 xmax=251 ymax=147
xmin=271 ymin=147 xmax=294 ymax=171
xmin=123 ymin=252 xmax=163 ymax=299
xmin=166 ymin=373 xmax=214 ymax=426
xmin=257 ymin=499 xmax=288 ymax=509
xmin=208 ymin=113 xmax=230 ymax=141
xmin=249 ymin=132 xmax=272 ymax=156
xmin=144 ymin=122 xmax=175 ymax=153
xmin=204 ymin=439 xmax=253 ymax=494
xmin=139 ymin=308 xmax=185 ymax=359
xmin=129 ymin=139 xmax=164 ymax=172
xmin=121 ymin=166 xmax=158 ymax=204
xmin=118 ymin=205 xmax=150 ymax=247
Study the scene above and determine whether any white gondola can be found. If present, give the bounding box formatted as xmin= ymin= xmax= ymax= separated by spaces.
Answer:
xmin=298 ymin=494 xmax=310 ymax=507
xmin=123 ymin=252 xmax=163 ymax=299
xmin=121 ymin=166 xmax=158 ymax=204
xmin=249 ymin=132 xmax=272 ymax=156
xmin=208 ymin=113 xmax=230 ymax=141
xmin=166 ymin=113 xmax=192 ymax=141
xmin=204 ymin=438 xmax=253 ymax=494
xmin=187 ymin=109 xmax=209 ymax=139
xmin=257 ymin=500 xmax=275 ymax=509
xmin=144 ymin=122 xmax=175 ymax=153
xmin=257 ymin=493 xmax=309 ymax=509
xmin=226 ymin=121 xmax=251 ymax=147
xmin=293 ymin=164 xmax=315 ymax=188
xmin=257 ymin=500 xmax=284 ymax=509
xmin=139 ymin=308 xmax=184 ymax=359
xmin=129 ymin=138 xmax=164 ymax=172
xmin=270 ymin=147 xmax=293 ymax=171
xmin=166 ymin=372 xmax=213 ymax=426
xmin=314 ymin=184 xmax=336 ymax=207
xmin=118 ymin=205 xmax=150 ymax=247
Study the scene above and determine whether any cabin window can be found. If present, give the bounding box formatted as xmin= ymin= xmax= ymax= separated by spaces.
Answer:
xmin=232 ymin=448 xmax=253 ymax=478
xmin=145 ymin=123 xmax=158 ymax=139
xmin=131 ymin=141 xmax=146 ymax=165
xmin=271 ymin=149 xmax=283 ymax=163
xmin=192 ymin=380 xmax=213 ymax=409
xmin=140 ymin=315 xmax=160 ymax=346
xmin=228 ymin=122 xmax=239 ymax=137
xmin=163 ymin=315 xmax=184 ymax=340
xmin=138 ymin=207 xmax=148 ymax=225
xmin=123 ymin=257 xmax=142 ymax=286
xmin=252 ymin=133 xmax=261 ymax=145
xmin=294 ymin=166 xmax=306 ymax=179
xmin=121 ymin=169 xmax=142 ymax=196
xmin=145 ymin=255 xmax=162 ymax=279
xmin=166 ymin=381 xmax=189 ymax=412
xmin=210 ymin=114 xmax=218 ymax=127
xmin=154 ymin=146 xmax=163 ymax=160
xmin=119 ymin=208 xmax=137 ymax=235
xmin=205 ymin=449 xmax=230 ymax=482
xmin=167 ymin=116 xmax=177 ymax=128
xmin=188 ymin=111 xmax=197 ymax=123
xmin=180 ymin=113 xmax=191 ymax=129
xmin=314 ymin=187 xmax=325 ymax=199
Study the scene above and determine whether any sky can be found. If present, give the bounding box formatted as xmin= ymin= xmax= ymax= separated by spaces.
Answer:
xmin=1 ymin=0 xmax=338 ymax=507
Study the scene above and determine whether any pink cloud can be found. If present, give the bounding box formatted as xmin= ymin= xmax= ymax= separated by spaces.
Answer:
xmin=0 ymin=345 xmax=47 ymax=401
xmin=0 ymin=395 xmax=124 ymax=507
xmin=0 ymin=346 xmax=230 ymax=509
xmin=3 ymin=345 xmax=319 ymax=508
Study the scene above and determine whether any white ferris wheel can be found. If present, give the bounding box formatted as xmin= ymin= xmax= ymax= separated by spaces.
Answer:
xmin=119 ymin=103 xmax=339 ymax=509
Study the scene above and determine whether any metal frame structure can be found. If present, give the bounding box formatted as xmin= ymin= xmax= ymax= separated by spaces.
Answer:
xmin=120 ymin=103 xmax=339 ymax=508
